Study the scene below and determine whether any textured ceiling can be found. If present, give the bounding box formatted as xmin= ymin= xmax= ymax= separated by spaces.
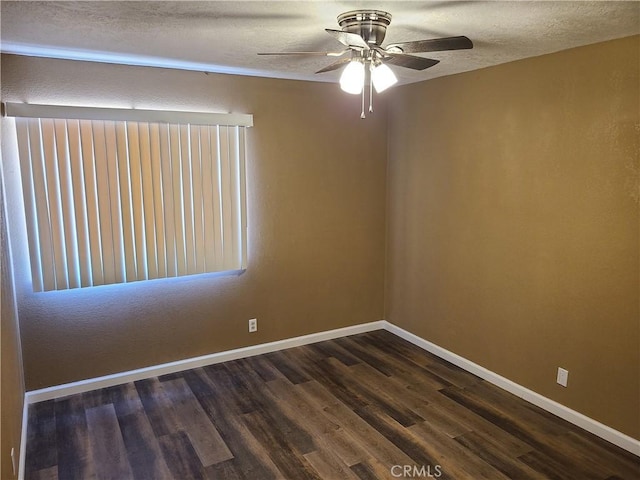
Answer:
xmin=2 ymin=1 xmax=639 ymax=86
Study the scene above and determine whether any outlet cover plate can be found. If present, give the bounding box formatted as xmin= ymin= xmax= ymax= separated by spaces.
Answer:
xmin=248 ymin=318 xmax=257 ymax=333
xmin=557 ymin=367 xmax=569 ymax=387
xmin=11 ymin=447 xmax=16 ymax=476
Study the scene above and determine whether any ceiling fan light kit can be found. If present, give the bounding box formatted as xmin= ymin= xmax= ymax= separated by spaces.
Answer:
xmin=259 ymin=9 xmax=473 ymax=118
xmin=340 ymin=59 xmax=365 ymax=94
xmin=370 ymin=63 xmax=398 ymax=93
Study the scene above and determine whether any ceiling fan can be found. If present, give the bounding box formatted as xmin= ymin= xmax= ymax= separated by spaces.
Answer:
xmin=259 ymin=10 xmax=473 ymax=117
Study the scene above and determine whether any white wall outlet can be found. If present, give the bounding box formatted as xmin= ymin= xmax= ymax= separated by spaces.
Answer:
xmin=10 ymin=447 xmax=16 ymax=476
xmin=248 ymin=318 xmax=257 ymax=333
xmin=557 ymin=367 xmax=569 ymax=387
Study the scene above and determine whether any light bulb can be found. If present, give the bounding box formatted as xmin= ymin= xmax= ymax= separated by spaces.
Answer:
xmin=372 ymin=63 xmax=398 ymax=93
xmin=340 ymin=61 xmax=365 ymax=94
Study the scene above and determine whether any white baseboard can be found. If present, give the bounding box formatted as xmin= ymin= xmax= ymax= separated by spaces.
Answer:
xmin=18 ymin=400 xmax=28 ymax=480
xmin=23 ymin=318 xmax=639 ymax=458
xmin=383 ymin=321 xmax=640 ymax=457
xmin=25 ymin=320 xmax=386 ymax=404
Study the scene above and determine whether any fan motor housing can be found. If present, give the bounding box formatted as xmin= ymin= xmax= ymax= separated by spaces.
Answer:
xmin=337 ymin=10 xmax=392 ymax=46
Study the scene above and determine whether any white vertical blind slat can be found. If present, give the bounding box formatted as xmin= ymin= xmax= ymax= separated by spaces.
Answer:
xmin=91 ymin=121 xmax=117 ymax=285
xmin=79 ymin=120 xmax=104 ymax=286
xmin=15 ymin=116 xmax=249 ymax=292
xmin=53 ymin=119 xmax=81 ymax=288
xmin=200 ymin=126 xmax=216 ymax=271
xmin=238 ymin=127 xmax=248 ymax=269
xmin=211 ymin=127 xmax=224 ymax=270
xmin=67 ymin=120 xmax=93 ymax=287
xmin=228 ymin=126 xmax=241 ymax=269
xmin=116 ymin=122 xmax=137 ymax=282
xmin=169 ymin=124 xmax=187 ymax=276
xmin=218 ymin=126 xmax=234 ymax=271
xmin=29 ymin=119 xmax=58 ymax=290
xmin=159 ymin=124 xmax=177 ymax=277
xmin=127 ymin=122 xmax=147 ymax=281
xmin=149 ymin=123 xmax=167 ymax=278
xmin=191 ymin=126 xmax=205 ymax=274
xmin=41 ymin=120 xmax=69 ymax=290
xmin=180 ymin=124 xmax=196 ymax=274
xmin=104 ymin=121 xmax=126 ymax=284
xmin=15 ymin=119 xmax=45 ymax=292
xmin=139 ymin=123 xmax=159 ymax=280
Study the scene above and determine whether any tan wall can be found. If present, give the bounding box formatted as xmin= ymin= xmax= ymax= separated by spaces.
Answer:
xmin=386 ymin=35 xmax=640 ymax=439
xmin=0 ymin=54 xmax=387 ymax=390
xmin=1 ymin=172 xmax=25 ymax=479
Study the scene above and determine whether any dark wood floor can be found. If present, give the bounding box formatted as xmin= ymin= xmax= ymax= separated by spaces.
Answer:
xmin=25 ymin=330 xmax=639 ymax=479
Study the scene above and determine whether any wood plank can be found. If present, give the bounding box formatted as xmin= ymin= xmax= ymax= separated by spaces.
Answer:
xmin=241 ymin=410 xmax=322 ymax=480
xmin=162 ymin=377 xmax=233 ymax=466
xmin=265 ymin=377 xmax=341 ymax=436
xmin=182 ymin=369 xmax=281 ymax=480
xmin=85 ymin=404 xmax=134 ymax=480
xmin=298 ymin=356 xmax=371 ymax=411
xmin=225 ymin=359 xmax=318 ymax=454
xmin=333 ymin=336 xmax=396 ymax=377
xmin=410 ymin=417 xmax=513 ymax=480
xmin=265 ymin=349 xmax=311 ymax=384
xmin=440 ymin=385 xmax=610 ymax=479
xmin=157 ymin=431 xmax=205 ymax=480
xmin=299 ymin=381 xmax=415 ymax=469
xmin=203 ymin=362 xmax=260 ymax=414
xmin=295 ymin=348 xmax=428 ymax=431
xmin=348 ymin=334 xmax=455 ymax=390
xmin=243 ymin=354 xmax=285 ymax=382
xmin=350 ymin=462 xmax=379 ymax=480
xmin=134 ymin=377 xmax=181 ymax=437
xmin=111 ymin=383 xmax=173 ymax=480
xmin=318 ymin=427 xmax=369 ymax=467
xmin=518 ymin=449 xmax=581 ymax=480
xmin=265 ymin=377 xmax=387 ymax=479
xmin=367 ymin=330 xmax=481 ymax=387
xmin=350 ymin=458 xmax=399 ymax=480
xmin=55 ymin=395 xmax=96 ymax=480
xmin=354 ymin=405 xmax=460 ymax=480
xmin=343 ymin=360 xmax=429 ymax=424
xmin=27 ymin=465 xmax=58 ymax=480
xmin=413 ymin=386 xmax=535 ymax=455
xmin=25 ymin=401 xmax=57 ymax=473
xmin=336 ymin=354 xmax=471 ymax=438
xmin=453 ymin=430 xmax=546 ymax=479
xmin=464 ymin=380 xmax=572 ymax=435
xmin=203 ymin=459 xmax=243 ymax=480
xmin=308 ymin=341 xmax=361 ymax=366
xmin=304 ymin=449 xmax=361 ymax=480
xmin=560 ymin=430 xmax=640 ymax=479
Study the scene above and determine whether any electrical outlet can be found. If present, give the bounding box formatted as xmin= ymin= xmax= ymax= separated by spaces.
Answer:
xmin=10 ymin=447 xmax=16 ymax=476
xmin=557 ymin=367 xmax=569 ymax=387
xmin=248 ymin=318 xmax=257 ymax=333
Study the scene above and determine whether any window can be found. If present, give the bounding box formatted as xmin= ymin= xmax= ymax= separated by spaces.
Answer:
xmin=6 ymin=103 xmax=252 ymax=291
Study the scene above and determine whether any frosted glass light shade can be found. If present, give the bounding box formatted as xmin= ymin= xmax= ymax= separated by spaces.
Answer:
xmin=372 ymin=63 xmax=398 ymax=92
xmin=340 ymin=61 xmax=365 ymax=94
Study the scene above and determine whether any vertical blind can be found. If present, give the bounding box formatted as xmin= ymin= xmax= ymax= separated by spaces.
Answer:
xmin=11 ymin=107 xmax=250 ymax=292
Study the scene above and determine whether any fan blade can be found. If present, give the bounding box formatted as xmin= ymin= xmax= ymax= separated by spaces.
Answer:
xmin=315 ymin=58 xmax=351 ymax=74
xmin=382 ymin=53 xmax=440 ymax=70
xmin=258 ymin=49 xmax=348 ymax=57
xmin=386 ymin=36 xmax=473 ymax=53
xmin=325 ymin=29 xmax=369 ymax=50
